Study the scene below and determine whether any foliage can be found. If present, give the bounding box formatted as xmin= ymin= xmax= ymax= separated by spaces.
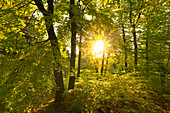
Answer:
xmin=0 ymin=40 xmax=56 ymax=112
xmin=64 ymin=72 xmax=161 ymax=112
xmin=0 ymin=1 xmax=56 ymax=112
xmin=0 ymin=0 xmax=169 ymax=112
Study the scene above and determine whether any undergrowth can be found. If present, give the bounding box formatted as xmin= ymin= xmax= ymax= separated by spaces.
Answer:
xmin=64 ymin=72 xmax=162 ymax=113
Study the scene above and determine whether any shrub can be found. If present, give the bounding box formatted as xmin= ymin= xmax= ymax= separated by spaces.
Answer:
xmin=65 ymin=72 xmax=159 ymax=112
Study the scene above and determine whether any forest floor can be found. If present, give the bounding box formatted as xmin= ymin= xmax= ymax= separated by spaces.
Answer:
xmin=0 ymin=97 xmax=169 ymax=113
xmin=33 ymin=97 xmax=170 ymax=113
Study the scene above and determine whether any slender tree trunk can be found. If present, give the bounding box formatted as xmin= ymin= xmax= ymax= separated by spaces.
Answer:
xmin=95 ymin=58 xmax=99 ymax=73
xmin=68 ymin=0 xmax=76 ymax=89
xmin=101 ymin=53 xmax=105 ymax=75
xmin=96 ymin=63 xmax=99 ymax=73
xmin=129 ymin=2 xmax=138 ymax=69
xmin=104 ymin=53 xmax=110 ymax=73
xmin=146 ymin=35 xmax=149 ymax=76
xmin=167 ymin=24 xmax=170 ymax=67
xmin=133 ymin=25 xmax=138 ymax=68
xmin=34 ymin=0 xmax=65 ymax=106
xmin=77 ymin=34 xmax=82 ymax=77
xmin=77 ymin=0 xmax=85 ymax=77
xmin=122 ymin=24 xmax=127 ymax=70
xmin=167 ymin=48 xmax=170 ymax=67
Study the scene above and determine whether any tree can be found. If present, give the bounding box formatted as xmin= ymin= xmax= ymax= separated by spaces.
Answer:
xmin=129 ymin=1 xmax=141 ymax=69
xmin=69 ymin=0 xmax=77 ymax=73
xmin=0 ymin=0 xmax=67 ymax=111
xmin=77 ymin=32 xmax=82 ymax=77
xmin=101 ymin=53 xmax=105 ymax=75
xmin=33 ymin=0 xmax=65 ymax=106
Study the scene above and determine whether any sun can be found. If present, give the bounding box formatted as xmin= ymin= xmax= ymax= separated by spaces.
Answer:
xmin=93 ymin=40 xmax=104 ymax=53
xmin=92 ymin=40 xmax=104 ymax=57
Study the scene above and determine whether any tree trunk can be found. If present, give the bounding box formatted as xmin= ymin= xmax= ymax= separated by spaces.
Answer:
xmin=101 ymin=53 xmax=105 ymax=75
xmin=104 ymin=53 xmax=110 ymax=73
xmin=68 ymin=76 xmax=75 ymax=89
xmin=69 ymin=0 xmax=76 ymax=89
xmin=95 ymin=59 xmax=99 ymax=73
xmin=122 ymin=24 xmax=127 ymax=70
xmin=133 ymin=24 xmax=138 ymax=68
xmin=129 ymin=2 xmax=138 ymax=69
xmin=47 ymin=25 xmax=65 ymax=104
xmin=146 ymin=35 xmax=149 ymax=75
xmin=33 ymin=0 xmax=65 ymax=106
xmin=70 ymin=0 xmax=76 ymax=72
xmin=94 ymin=53 xmax=99 ymax=73
xmin=77 ymin=34 xmax=82 ymax=77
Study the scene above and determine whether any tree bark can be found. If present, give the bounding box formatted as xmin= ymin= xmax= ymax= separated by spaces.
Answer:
xmin=101 ymin=53 xmax=105 ymax=75
xmin=122 ymin=24 xmax=127 ymax=70
xmin=70 ymin=0 xmax=76 ymax=72
xmin=95 ymin=57 xmax=99 ymax=73
xmin=95 ymin=65 xmax=99 ymax=73
xmin=146 ymin=35 xmax=149 ymax=75
xmin=77 ymin=34 xmax=82 ymax=77
xmin=133 ymin=24 xmax=138 ymax=68
xmin=68 ymin=76 xmax=75 ymax=89
xmin=34 ymin=0 xmax=65 ymax=106
xmin=129 ymin=2 xmax=138 ymax=69
xmin=104 ymin=53 xmax=110 ymax=73
xmin=68 ymin=0 xmax=76 ymax=89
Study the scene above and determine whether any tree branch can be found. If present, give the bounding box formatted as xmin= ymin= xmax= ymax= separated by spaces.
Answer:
xmin=135 ymin=13 xmax=141 ymax=26
xmin=47 ymin=0 xmax=54 ymax=14
xmin=81 ymin=0 xmax=90 ymax=10
xmin=129 ymin=2 xmax=133 ymax=24
xmin=34 ymin=0 xmax=48 ymax=16
xmin=0 ymin=0 xmax=33 ymax=17
xmin=17 ymin=0 xmax=34 ymax=10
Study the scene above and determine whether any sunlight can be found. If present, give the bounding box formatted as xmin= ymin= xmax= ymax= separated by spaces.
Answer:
xmin=93 ymin=40 xmax=104 ymax=53
xmin=92 ymin=40 xmax=104 ymax=57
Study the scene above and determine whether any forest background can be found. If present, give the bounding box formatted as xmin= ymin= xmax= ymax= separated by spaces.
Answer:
xmin=0 ymin=0 xmax=169 ymax=112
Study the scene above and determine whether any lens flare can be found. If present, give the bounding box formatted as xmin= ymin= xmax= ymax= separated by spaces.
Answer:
xmin=92 ymin=40 xmax=104 ymax=57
